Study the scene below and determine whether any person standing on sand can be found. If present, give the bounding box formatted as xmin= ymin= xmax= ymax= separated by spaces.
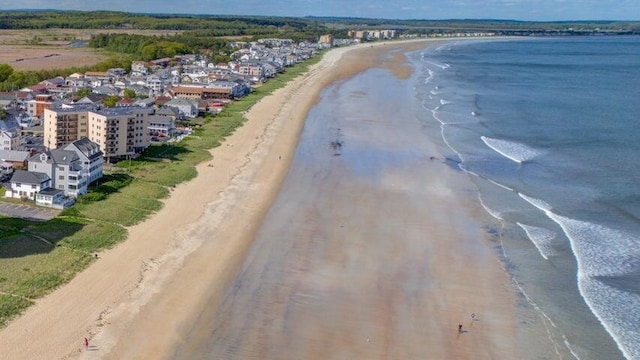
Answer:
xmin=84 ymin=337 xmax=89 ymax=347
xmin=458 ymin=324 xmax=463 ymax=334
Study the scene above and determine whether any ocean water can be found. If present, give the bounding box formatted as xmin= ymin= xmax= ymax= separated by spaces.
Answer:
xmin=414 ymin=37 xmax=640 ymax=360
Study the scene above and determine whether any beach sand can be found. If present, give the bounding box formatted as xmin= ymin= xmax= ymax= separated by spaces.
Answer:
xmin=0 ymin=39 xmax=522 ymax=359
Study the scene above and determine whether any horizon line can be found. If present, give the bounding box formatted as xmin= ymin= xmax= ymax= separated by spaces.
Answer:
xmin=1 ymin=8 xmax=638 ymax=23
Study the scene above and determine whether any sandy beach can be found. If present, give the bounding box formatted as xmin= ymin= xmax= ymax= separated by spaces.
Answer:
xmin=0 ymin=39 xmax=523 ymax=359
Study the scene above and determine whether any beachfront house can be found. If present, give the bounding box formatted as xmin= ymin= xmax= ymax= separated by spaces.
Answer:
xmin=28 ymin=150 xmax=87 ymax=198
xmin=34 ymin=188 xmax=67 ymax=208
xmin=5 ymin=170 xmax=51 ymax=201
xmin=148 ymin=115 xmax=176 ymax=139
xmin=165 ymin=98 xmax=198 ymax=118
xmin=64 ymin=138 xmax=104 ymax=186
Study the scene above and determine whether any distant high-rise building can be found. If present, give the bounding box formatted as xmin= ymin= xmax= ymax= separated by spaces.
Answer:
xmin=319 ymin=34 xmax=335 ymax=47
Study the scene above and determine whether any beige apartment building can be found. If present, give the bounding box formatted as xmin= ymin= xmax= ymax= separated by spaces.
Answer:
xmin=44 ymin=106 xmax=152 ymax=161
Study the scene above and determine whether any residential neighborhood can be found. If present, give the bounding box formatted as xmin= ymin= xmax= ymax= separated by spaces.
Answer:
xmin=0 ymin=38 xmax=322 ymax=208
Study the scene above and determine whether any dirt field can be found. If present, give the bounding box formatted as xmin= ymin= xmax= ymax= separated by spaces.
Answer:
xmin=0 ymin=29 xmax=184 ymax=71
xmin=0 ymin=45 xmax=108 ymax=71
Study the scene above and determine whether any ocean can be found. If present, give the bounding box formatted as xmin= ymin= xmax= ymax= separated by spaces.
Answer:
xmin=415 ymin=36 xmax=640 ymax=360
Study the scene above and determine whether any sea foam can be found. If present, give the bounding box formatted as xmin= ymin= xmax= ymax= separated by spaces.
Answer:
xmin=519 ymin=193 xmax=640 ymax=359
xmin=516 ymin=223 xmax=557 ymax=260
xmin=519 ymin=193 xmax=552 ymax=212
xmin=547 ymin=212 xmax=640 ymax=360
xmin=481 ymin=136 xmax=540 ymax=163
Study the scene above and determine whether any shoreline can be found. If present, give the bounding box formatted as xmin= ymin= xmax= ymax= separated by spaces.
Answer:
xmin=0 ymin=38 xmax=523 ymax=359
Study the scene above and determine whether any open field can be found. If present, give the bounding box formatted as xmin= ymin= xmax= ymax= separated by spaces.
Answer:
xmin=0 ymin=29 xmax=184 ymax=45
xmin=0 ymin=45 xmax=107 ymax=71
xmin=0 ymin=29 xmax=183 ymax=71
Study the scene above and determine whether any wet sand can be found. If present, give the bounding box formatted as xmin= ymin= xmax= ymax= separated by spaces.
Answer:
xmin=0 ymin=39 xmax=522 ymax=360
xmin=168 ymin=40 xmax=520 ymax=359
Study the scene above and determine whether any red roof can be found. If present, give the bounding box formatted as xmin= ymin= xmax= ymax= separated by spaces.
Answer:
xmin=117 ymin=98 xmax=135 ymax=104
xmin=155 ymin=96 xmax=171 ymax=105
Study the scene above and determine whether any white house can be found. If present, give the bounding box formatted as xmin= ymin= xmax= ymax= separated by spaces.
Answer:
xmin=28 ymin=150 xmax=87 ymax=198
xmin=64 ymin=138 xmax=104 ymax=186
xmin=35 ymin=188 xmax=66 ymax=208
xmin=131 ymin=61 xmax=148 ymax=76
xmin=0 ymin=129 xmax=20 ymax=151
xmin=165 ymin=98 xmax=198 ymax=118
xmin=146 ymin=75 xmax=165 ymax=94
xmin=5 ymin=170 xmax=51 ymax=200
xmin=148 ymin=115 xmax=176 ymax=138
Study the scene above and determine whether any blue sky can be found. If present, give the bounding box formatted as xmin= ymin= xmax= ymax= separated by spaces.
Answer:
xmin=1 ymin=0 xmax=638 ymax=21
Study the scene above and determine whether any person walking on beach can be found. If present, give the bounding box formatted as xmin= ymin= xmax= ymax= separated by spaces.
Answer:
xmin=84 ymin=337 xmax=89 ymax=348
xmin=458 ymin=324 xmax=463 ymax=334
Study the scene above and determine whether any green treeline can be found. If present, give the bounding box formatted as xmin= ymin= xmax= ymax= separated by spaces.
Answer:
xmin=0 ymin=11 xmax=320 ymax=33
xmin=89 ymin=34 xmax=191 ymax=61
xmin=0 ymin=11 xmax=329 ymax=42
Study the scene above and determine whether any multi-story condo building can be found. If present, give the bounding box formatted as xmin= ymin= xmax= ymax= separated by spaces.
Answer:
xmin=44 ymin=105 xmax=152 ymax=161
xmin=25 ymin=94 xmax=57 ymax=118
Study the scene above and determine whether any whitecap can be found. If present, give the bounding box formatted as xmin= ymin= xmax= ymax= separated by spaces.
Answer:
xmin=481 ymin=136 xmax=540 ymax=163
xmin=424 ymin=69 xmax=434 ymax=84
xmin=516 ymin=223 xmax=558 ymax=260
xmin=521 ymin=206 xmax=640 ymax=360
xmin=488 ymin=179 xmax=514 ymax=192
xmin=519 ymin=193 xmax=552 ymax=212
xmin=547 ymin=213 xmax=640 ymax=278
xmin=478 ymin=196 xmax=503 ymax=221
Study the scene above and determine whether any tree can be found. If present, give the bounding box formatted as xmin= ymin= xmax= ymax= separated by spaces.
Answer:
xmin=103 ymin=95 xmax=119 ymax=107
xmin=0 ymin=63 xmax=13 ymax=82
xmin=123 ymin=88 xmax=136 ymax=99
xmin=75 ymin=88 xmax=91 ymax=99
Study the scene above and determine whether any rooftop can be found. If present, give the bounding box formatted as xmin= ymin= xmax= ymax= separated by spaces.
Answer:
xmin=10 ymin=170 xmax=50 ymax=185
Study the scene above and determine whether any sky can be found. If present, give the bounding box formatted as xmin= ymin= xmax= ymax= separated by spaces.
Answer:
xmin=0 ymin=0 xmax=639 ymax=21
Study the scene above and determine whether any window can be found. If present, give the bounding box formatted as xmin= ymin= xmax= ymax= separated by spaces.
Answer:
xmin=31 ymin=185 xmax=37 ymax=189
xmin=59 ymin=175 xmax=65 ymax=180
